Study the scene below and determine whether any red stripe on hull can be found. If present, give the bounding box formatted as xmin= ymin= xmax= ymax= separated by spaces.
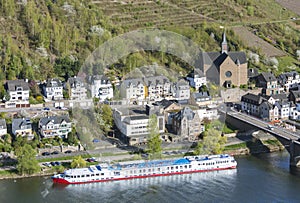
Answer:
xmin=52 ymin=166 xmax=237 ymax=185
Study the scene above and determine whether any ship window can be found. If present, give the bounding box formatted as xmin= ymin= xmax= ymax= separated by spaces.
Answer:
xmin=81 ymin=175 xmax=85 ymax=178
xmin=101 ymin=173 xmax=104 ymax=175
xmin=148 ymin=169 xmax=151 ymax=172
xmin=175 ymin=166 xmax=178 ymax=169
xmin=189 ymin=165 xmax=192 ymax=168
xmin=77 ymin=175 xmax=80 ymax=178
xmin=143 ymin=169 xmax=146 ymax=172
xmin=91 ymin=174 xmax=95 ymax=177
xmin=87 ymin=175 xmax=90 ymax=177
xmin=71 ymin=176 xmax=74 ymax=178
xmin=167 ymin=167 xmax=169 ymax=170
xmin=140 ymin=170 xmax=142 ymax=173
xmin=66 ymin=175 xmax=70 ymax=178
xmin=158 ymin=168 xmax=160 ymax=171
xmin=96 ymin=174 xmax=99 ymax=176
xmin=171 ymin=167 xmax=174 ymax=170
xmin=180 ymin=166 xmax=182 ymax=169
xmin=184 ymin=165 xmax=187 ymax=169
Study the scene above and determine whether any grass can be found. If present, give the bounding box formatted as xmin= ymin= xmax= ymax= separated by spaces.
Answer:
xmin=277 ymin=56 xmax=299 ymax=73
xmin=38 ymin=154 xmax=92 ymax=163
xmin=262 ymin=139 xmax=281 ymax=146
xmin=224 ymin=142 xmax=247 ymax=151
xmin=38 ymin=152 xmax=130 ymax=163
xmin=0 ymin=169 xmax=17 ymax=176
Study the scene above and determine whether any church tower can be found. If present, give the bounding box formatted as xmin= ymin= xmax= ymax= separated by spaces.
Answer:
xmin=221 ymin=32 xmax=228 ymax=54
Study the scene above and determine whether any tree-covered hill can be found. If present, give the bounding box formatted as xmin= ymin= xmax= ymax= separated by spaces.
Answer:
xmin=0 ymin=0 xmax=299 ymax=88
xmin=0 ymin=0 xmax=123 ymax=82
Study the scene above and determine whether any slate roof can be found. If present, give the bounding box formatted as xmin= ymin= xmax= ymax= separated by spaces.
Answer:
xmin=6 ymin=80 xmax=29 ymax=91
xmin=194 ymin=92 xmax=211 ymax=100
xmin=46 ymin=78 xmax=62 ymax=88
xmin=174 ymin=107 xmax=195 ymax=120
xmin=121 ymin=78 xmax=144 ymax=88
xmin=248 ymin=68 xmax=259 ymax=78
xmin=290 ymin=90 xmax=300 ymax=99
xmin=278 ymin=71 xmax=298 ymax=79
xmin=271 ymin=93 xmax=288 ymax=101
xmin=241 ymin=93 xmax=265 ymax=105
xmin=91 ymin=75 xmax=111 ymax=85
xmin=12 ymin=118 xmax=32 ymax=133
xmin=154 ymin=99 xmax=177 ymax=109
xmin=260 ymin=101 xmax=273 ymax=109
xmin=143 ymin=76 xmax=170 ymax=86
xmin=68 ymin=77 xmax=84 ymax=87
xmin=206 ymin=51 xmax=247 ymax=67
xmin=257 ymin=72 xmax=277 ymax=82
xmin=39 ymin=116 xmax=71 ymax=126
xmin=176 ymin=79 xmax=189 ymax=87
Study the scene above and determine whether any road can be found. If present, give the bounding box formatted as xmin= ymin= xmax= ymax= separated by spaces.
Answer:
xmin=223 ymin=108 xmax=300 ymax=141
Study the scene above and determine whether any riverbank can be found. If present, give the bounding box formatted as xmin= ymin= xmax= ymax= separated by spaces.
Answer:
xmin=224 ymin=131 xmax=285 ymax=156
xmin=0 ymin=131 xmax=285 ymax=180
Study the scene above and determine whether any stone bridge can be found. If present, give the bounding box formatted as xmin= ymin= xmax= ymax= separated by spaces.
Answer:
xmin=222 ymin=109 xmax=300 ymax=168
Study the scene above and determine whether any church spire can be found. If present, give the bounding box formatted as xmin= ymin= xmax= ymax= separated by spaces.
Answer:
xmin=221 ymin=31 xmax=228 ymax=54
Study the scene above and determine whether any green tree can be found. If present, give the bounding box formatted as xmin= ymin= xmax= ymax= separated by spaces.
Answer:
xmin=96 ymin=104 xmax=113 ymax=133
xmin=71 ymin=156 xmax=86 ymax=168
xmin=199 ymin=85 xmax=208 ymax=93
xmin=147 ymin=114 xmax=162 ymax=159
xmin=15 ymin=144 xmax=40 ymax=175
xmin=13 ymin=136 xmax=28 ymax=151
xmin=66 ymin=127 xmax=78 ymax=145
xmin=194 ymin=129 xmax=227 ymax=155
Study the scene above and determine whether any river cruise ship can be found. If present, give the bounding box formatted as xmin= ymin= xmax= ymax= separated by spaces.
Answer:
xmin=52 ymin=154 xmax=237 ymax=184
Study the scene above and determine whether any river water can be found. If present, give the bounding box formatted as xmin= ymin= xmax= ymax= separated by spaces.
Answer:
xmin=0 ymin=151 xmax=300 ymax=203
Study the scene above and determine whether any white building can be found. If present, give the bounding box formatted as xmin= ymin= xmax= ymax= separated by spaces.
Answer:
xmin=120 ymin=78 xmax=145 ymax=101
xmin=196 ymin=107 xmax=219 ymax=121
xmin=39 ymin=116 xmax=72 ymax=138
xmin=275 ymin=101 xmax=290 ymax=120
xmin=5 ymin=80 xmax=30 ymax=108
xmin=67 ymin=77 xmax=87 ymax=100
xmin=44 ymin=78 xmax=63 ymax=100
xmin=241 ymin=93 xmax=265 ymax=116
xmin=113 ymin=107 xmax=164 ymax=145
xmin=187 ymin=69 xmax=207 ymax=90
xmin=278 ymin=71 xmax=300 ymax=92
xmin=290 ymin=103 xmax=300 ymax=120
xmin=12 ymin=118 xmax=33 ymax=139
xmin=173 ymin=79 xmax=190 ymax=102
xmin=0 ymin=119 xmax=7 ymax=136
xmin=143 ymin=76 xmax=172 ymax=101
xmin=89 ymin=75 xmax=114 ymax=102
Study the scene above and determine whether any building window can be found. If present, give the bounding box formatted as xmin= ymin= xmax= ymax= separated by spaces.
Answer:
xmin=225 ymin=71 xmax=232 ymax=78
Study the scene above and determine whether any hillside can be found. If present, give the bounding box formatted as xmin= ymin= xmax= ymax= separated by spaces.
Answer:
xmin=0 ymin=0 xmax=299 ymax=95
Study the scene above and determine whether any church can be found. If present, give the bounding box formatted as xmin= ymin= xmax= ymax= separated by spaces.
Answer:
xmin=199 ymin=32 xmax=248 ymax=88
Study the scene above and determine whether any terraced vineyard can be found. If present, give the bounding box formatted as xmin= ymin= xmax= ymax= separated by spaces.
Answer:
xmin=93 ymin=0 xmax=296 ymax=30
xmin=92 ymin=0 xmax=211 ymax=30
xmin=169 ymin=0 xmax=296 ymax=24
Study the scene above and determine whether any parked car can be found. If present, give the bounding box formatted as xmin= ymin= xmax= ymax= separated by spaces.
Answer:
xmin=93 ymin=139 xmax=100 ymax=143
xmin=43 ymin=107 xmax=50 ymax=111
xmin=42 ymin=152 xmax=50 ymax=156
xmin=86 ymin=157 xmax=96 ymax=162
xmin=55 ymin=161 xmax=61 ymax=166
xmin=42 ymin=162 xmax=52 ymax=167
xmin=64 ymin=150 xmax=72 ymax=154
xmin=267 ymin=125 xmax=274 ymax=130
xmin=51 ymin=151 xmax=59 ymax=155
